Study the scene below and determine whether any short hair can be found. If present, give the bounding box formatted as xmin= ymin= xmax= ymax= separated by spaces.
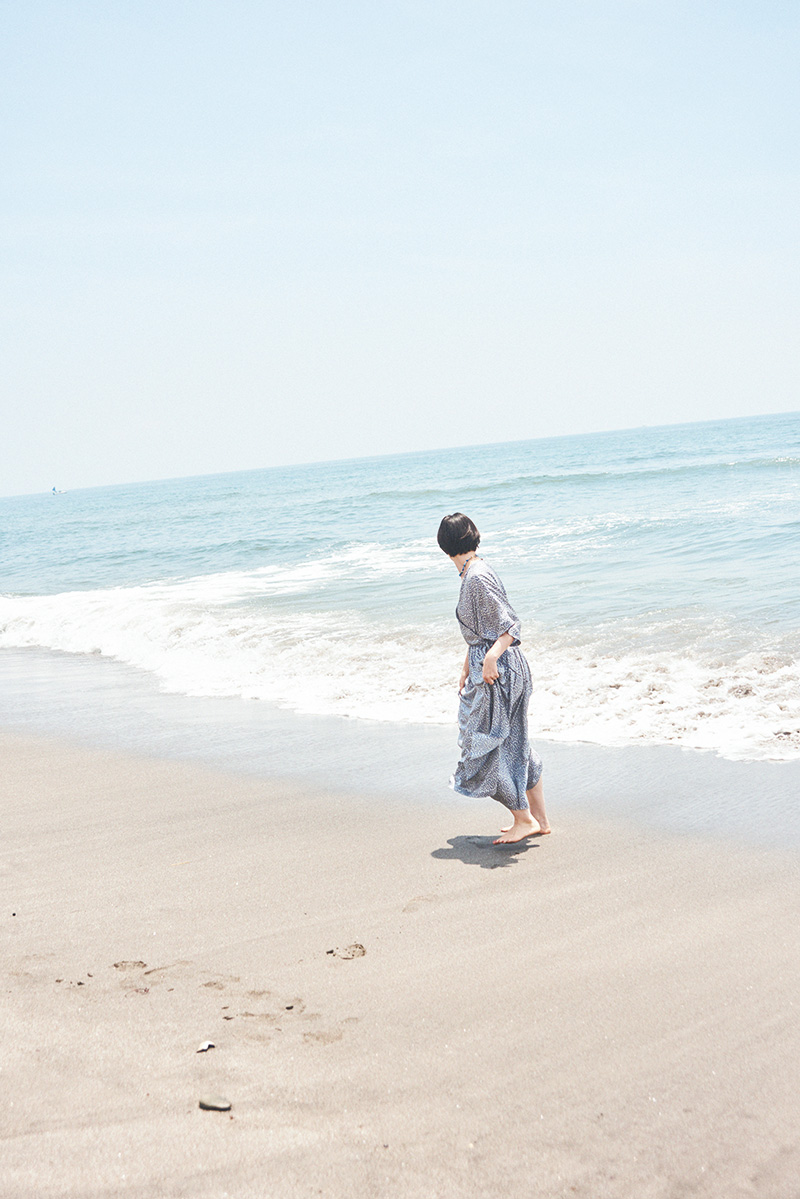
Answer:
xmin=437 ymin=513 xmax=481 ymax=557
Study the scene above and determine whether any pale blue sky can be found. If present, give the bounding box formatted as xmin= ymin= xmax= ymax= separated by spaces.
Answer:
xmin=2 ymin=1 xmax=799 ymax=495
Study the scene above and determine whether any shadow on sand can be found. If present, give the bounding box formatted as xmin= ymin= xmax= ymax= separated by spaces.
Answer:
xmin=431 ymin=834 xmax=540 ymax=869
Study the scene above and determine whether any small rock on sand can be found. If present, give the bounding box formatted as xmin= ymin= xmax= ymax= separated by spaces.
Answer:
xmin=199 ymin=1095 xmax=231 ymax=1111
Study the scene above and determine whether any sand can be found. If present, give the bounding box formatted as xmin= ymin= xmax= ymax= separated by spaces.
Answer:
xmin=2 ymin=729 xmax=799 ymax=1198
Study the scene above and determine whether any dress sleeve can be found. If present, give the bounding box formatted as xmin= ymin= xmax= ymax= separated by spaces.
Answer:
xmin=466 ymin=573 xmax=522 ymax=646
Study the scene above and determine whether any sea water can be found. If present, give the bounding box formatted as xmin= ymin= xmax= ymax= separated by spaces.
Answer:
xmin=2 ymin=411 xmax=799 ymax=766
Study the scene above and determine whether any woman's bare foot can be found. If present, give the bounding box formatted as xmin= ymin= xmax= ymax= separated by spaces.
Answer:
xmin=499 ymin=777 xmax=550 ymax=836
xmin=494 ymin=812 xmax=540 ymax=844
xmin=500 ymin=821 xmax=551 ymax=834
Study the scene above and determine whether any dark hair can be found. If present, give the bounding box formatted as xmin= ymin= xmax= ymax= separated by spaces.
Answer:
xmin=437 ymin=512 xmax=481 ymax=557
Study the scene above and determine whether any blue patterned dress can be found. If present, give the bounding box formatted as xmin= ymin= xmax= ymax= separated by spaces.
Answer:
xmin=450 ymin=559 xmax=543 ymax=810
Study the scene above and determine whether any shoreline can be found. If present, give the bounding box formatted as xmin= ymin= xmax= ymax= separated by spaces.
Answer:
xmin=3 ymin=728 xmax=800 ymax=1197
xmin=3 ymin=646 xmax=800 ymax=849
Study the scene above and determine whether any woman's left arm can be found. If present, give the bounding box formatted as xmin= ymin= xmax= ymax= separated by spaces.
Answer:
xmin=482 ymin=632 xmax=515 ymax=685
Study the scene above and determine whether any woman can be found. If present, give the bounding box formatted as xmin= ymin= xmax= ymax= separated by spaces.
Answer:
xmin=437 ymin=512 xmax=550 ymax=844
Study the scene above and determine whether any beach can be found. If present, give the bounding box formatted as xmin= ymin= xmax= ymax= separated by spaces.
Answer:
xmin=3 ymin=413 xmax=800 ymax=1195
xmin=5 ymin=0 xmax=800 ymax=1189
xmin=4 ymin=729 xmax=799 ymax=1198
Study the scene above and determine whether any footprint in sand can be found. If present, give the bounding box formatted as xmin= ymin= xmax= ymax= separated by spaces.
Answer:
xmin=199 ymin=972 xmax=241 ymax=990
xmin=112 ymin=961 xmax=151 ymax=992
xmin=326 ymin=943 xmax=366 ymax=960
xmin=402 ymin=894 xmax=438 ymax=914
xmin=303 ymin=1028 xmax=344 ymax=1045
xmin=219 ymin=990 xmax=355 ymax=1047
xmin=236 ymin=995 xmax=306 ymax=1021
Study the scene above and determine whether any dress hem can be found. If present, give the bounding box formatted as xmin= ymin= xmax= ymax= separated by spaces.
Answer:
xmin=449 ymin=773 xmax=532 ymax=810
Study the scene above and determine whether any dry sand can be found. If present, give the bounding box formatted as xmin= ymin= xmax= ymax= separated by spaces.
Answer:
xmin=2 ymin=729 xmax=799 ymax=1198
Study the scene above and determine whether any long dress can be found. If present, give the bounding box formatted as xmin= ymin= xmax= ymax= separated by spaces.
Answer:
xmin=450 ymin=559 xmax=543 ymax=811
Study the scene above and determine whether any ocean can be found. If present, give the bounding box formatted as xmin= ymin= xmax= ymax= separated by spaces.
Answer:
xmin=2 ymin=411 xmax=800 ymax=790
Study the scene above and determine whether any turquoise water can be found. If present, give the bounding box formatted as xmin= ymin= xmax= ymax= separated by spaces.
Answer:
xmin=2 ymin=411 xmax=799 ymax=761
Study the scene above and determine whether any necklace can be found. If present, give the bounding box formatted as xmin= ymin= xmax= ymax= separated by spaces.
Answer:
xmin=458 ymin=554 xmax=478 ymax=577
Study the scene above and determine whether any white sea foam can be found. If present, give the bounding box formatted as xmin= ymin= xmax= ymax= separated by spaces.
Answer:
xmin=2 ymin=573 xmax=799 ymax=762
xmin=147 ymin=541 xmax=441 ymax=604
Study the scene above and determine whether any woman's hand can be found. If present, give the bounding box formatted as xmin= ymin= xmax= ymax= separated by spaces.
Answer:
xmin=482 ymin=632 xmax=514 ymax=685
xmin=458 ymin=663 xmax=469 ymax=694
xmin=482 ymin=652 xmax=499 ymax=685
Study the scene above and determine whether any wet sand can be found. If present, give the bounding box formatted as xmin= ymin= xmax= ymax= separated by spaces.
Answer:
xmin=3 ymin=729 xmax=799 ymax=1198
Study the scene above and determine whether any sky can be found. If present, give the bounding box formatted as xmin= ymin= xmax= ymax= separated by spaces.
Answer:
xmin=2 ymin=0 xmax=799 ymax=496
